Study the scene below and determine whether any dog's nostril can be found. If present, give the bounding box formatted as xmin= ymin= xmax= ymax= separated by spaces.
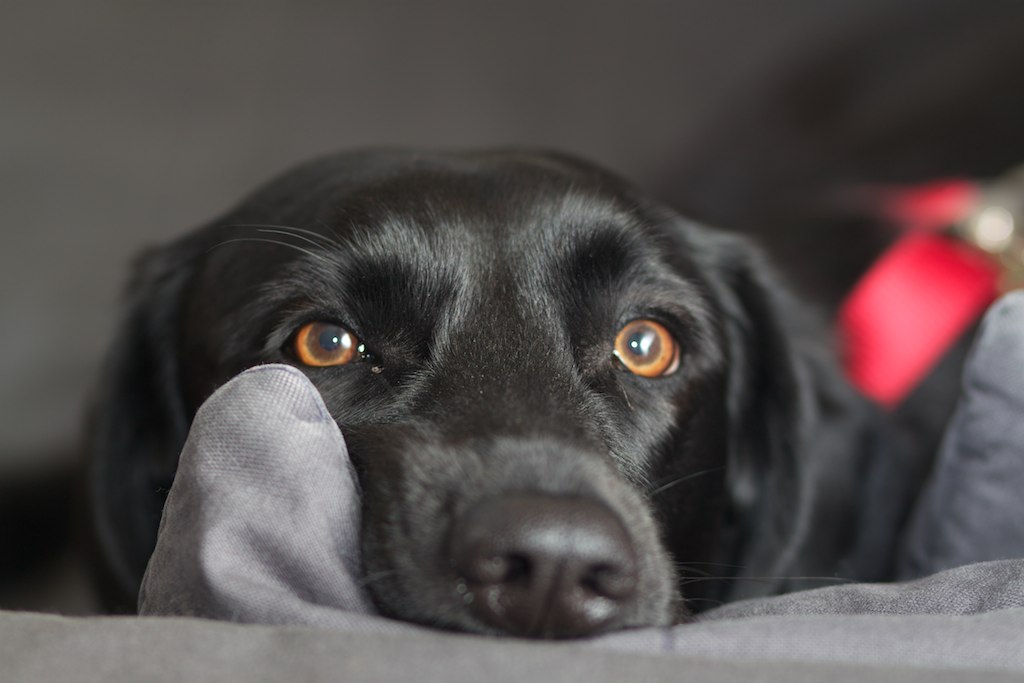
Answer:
xmin=449 ymin=493 xmax=639 ymax=638
xmin=582 ymin=563 xmax=637 ymax=601
xmin=502 ymin=554 xmax=531 ymax=585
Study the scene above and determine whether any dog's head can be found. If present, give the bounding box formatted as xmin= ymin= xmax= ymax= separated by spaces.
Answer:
xmin=90 ymin=150 xmax=856 ymax=637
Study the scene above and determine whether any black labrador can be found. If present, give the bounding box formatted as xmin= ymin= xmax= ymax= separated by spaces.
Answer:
xmin=89 ymin=149 xmax=911 ymax=637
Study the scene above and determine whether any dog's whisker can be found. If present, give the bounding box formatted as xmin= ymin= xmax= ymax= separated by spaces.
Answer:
xmin=674 ymin=561 xmax=753 ymax=579
xmin=312 ymin=218 xmax=344 ymax=244
xmin=676 ymin=561 xmax=750 ymax=569
xmin=228 ymin=222 xmax=339 ymax=246
xmin=620 ymin=386 xmax=633 ymax=411
xmin=673 ymin=564 xmax=715 ymax=578
xmin=648 ymin=466 xmax=724 ymax=497
xmin=255 ymin=227 xmax=332 ymax=251
xmin=611 ymin=456 xmax=647 ymax=489
xmin=679 ymin=574 xmax=854 ymax=586
xmin=207 ymin=237 xmax=326 ymax=262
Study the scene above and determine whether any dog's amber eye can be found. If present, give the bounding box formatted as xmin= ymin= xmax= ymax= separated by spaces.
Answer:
xmin=293 ymin=322 xmax=360 ymax=367
xmin=613 ymin=320 xmax=679 ymax=378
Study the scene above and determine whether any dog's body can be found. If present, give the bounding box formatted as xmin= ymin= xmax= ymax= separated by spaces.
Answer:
xmin=89 ymin=150 xmax=923 ymax=637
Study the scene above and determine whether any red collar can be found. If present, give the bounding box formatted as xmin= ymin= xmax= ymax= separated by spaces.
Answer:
xmin=839 ymin=181 xmax=1004 ymax=407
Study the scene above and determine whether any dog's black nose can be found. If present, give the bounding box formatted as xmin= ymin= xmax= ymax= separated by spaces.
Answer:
xmin=449 ymin=494 xmax=638 ymax=638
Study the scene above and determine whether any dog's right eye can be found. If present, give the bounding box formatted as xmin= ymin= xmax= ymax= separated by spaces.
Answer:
xmin=292 ymin=322 xmax=362 ymax=367
xmin=613 ymin=319 xmax=680 ymax=378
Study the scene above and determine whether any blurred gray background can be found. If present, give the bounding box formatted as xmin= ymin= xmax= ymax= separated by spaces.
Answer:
xmin=0 ymin=1 xmax=895 ymax=477
xmin=6 ymin=0 xmax=1020 ymax=613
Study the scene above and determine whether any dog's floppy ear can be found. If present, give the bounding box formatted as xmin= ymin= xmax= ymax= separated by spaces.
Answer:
xmin=88 ymin=238 xmax=198 ymax=610
xmin=703 ymin=232 xmax=869 ymax=599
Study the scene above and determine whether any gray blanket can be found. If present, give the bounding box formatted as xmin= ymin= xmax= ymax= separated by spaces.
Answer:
xmin=133 ymin=292 xmax=1024 ymax=672
xmin=5 ymin=609 xmax=1024 ymax=683
xmin=900 ymin=289 xmax=1024 ymax=576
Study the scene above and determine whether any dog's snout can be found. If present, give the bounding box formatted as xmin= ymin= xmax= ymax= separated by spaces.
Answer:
xmin=449 ymin=493 xmax=638 ymax=638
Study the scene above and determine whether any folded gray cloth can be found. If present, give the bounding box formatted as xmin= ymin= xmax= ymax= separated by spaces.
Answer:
xmin=900 ymin=290 xmax=1024 ymax=577
xmin=140 ymin=293 xmax=1024 ymax=670
xmin=139 ymin=364 xmax=378 ymax=628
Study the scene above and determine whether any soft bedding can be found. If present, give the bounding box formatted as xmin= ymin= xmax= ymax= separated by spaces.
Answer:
xmin=8 ymin=295 xmax=1023 ymax=682
xmin=128 ymin=293 xmax=1024 ymax=673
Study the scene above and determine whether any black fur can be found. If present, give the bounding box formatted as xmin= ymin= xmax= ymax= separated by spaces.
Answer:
xmin=89 ymin=150 xmax=907 ymax=632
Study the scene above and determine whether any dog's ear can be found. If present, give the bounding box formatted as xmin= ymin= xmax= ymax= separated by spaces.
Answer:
xmin=88 ymin=239 xmax=198 ymax=610
xmin=702 ymin=232 xmax=870 ymax=599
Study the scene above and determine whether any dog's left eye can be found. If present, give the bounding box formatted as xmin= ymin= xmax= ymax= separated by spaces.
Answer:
xmin=613 ymin=319 xmax=680 ymax=378
xmin=292 ymin=322 xmax=363 ymax=367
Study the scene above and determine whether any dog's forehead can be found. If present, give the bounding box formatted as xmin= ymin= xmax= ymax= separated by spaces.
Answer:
xmin=319 ymin=163 xmax=665 ymax=289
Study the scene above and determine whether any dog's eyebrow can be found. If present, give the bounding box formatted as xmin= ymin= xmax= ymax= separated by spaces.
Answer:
xmin=557 ymin=226 xmax=646 ymax=291
xmin=341 ymin=249 xmax=465 ymax=354
xmin=550 ymin=221 xmax=713 ymax=337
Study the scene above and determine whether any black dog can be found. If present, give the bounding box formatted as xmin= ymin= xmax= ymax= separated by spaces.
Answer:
xmin=89 ymin=150 xmax=912 ymax=637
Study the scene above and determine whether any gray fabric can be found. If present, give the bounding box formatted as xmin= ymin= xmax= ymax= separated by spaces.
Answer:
xmin=900 ymin=290 xmax=1024 ymax=578
xmin=698 ymin=558 xmax=1024 ymax=619
xmin=139 ymin=364 xmax=376 ymax=626
xmin=607 ymin=608 xmax=1024 ymax=671
xmin=9 ymin=611 xmax=1024 ymax=683
xmin=137 ymin=293 xmax=1024 ymax=671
